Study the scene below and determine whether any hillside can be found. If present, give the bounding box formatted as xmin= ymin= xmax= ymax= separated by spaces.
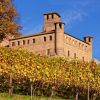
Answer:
xmin=0 ymin=47 xmax=100 ymax=100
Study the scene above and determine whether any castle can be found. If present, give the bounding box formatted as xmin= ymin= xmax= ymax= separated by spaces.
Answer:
xmin=8 ymin=12 xmax=93 ymax=62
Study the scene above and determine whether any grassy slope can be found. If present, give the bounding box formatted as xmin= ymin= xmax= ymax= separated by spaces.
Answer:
xmin=0 ymin=93 xmax=66 ymax=100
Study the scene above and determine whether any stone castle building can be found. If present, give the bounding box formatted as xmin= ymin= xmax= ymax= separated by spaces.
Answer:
xmin=9 ymin=12 xmax=93 ymax=62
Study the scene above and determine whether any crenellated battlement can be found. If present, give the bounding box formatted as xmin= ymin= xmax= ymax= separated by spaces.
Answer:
xmin=43 ymin=12 xmax=61 ymax=32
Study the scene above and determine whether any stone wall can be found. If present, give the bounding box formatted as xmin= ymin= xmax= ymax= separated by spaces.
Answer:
xmin=64 ymin=34 xmax=92 ymax=61
xmin=43 ymin=13 xmax=60 ymax=32
xmin=9 ymin=32 xmax=56 ymax=56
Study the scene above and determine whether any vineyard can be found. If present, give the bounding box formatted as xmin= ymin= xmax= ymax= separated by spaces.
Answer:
xmin=0 ymin=47 xmax=100 ymax=100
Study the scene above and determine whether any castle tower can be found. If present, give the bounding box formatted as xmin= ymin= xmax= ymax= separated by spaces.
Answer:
xmin=43 ymin=12 xmax=61 ymax=32
xmin=55 ymin=22 xmax=65 ymax=56
xmin=84 ymin=36 xmax=93 ymax=60
xmin=84 ymin=36 xmax=93 ymax=45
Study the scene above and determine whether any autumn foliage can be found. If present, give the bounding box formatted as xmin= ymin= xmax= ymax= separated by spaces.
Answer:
xmin=0 ymin=0 xmax=20 ymax=41
xmin=0 ymin=47 xmax=100 ymax=99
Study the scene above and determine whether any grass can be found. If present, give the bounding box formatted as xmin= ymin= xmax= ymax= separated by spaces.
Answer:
xmin=0 ymin=93 xmax=66 ymax=100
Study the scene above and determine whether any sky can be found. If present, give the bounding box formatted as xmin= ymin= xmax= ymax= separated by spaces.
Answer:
xmin=14 ymin=0 xmax=100 ymax=60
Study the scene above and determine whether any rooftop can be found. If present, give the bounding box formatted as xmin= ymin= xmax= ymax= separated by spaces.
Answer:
xmin=10 ymin=30 xmax=89 ymax=45
xmin=44 ymin=12 xmax=61 ymax=17
xmin=65 ymin=32 xmax=89 ymax=45
xmin=9 ymin=30 xmax=55 ymax=41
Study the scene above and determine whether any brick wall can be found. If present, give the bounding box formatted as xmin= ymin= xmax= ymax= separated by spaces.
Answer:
xmin=9 ymin=32 xmax=56 ymax=56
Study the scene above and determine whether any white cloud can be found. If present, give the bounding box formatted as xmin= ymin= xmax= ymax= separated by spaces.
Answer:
xmin=61 ymin=0 xmax=91 ymax=29
xmin=62 ymin=10 xmax=86 ymax=29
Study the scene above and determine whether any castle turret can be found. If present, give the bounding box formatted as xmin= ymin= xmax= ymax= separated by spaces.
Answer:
xmin=84 ymin=36 xmax=93 ymax=61
xmin=55 ymin=22 xmax=65 ymax=56
xmin=43 ymin=12 xmax=61 ymax=32
xmin=84 ymin=36 xmax=93 ymax=45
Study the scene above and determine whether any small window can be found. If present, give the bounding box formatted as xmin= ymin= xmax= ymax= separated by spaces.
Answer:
xmin=27 ymin=40 xmax=30 ymax=44
xmin=50 ymin=36 xmax=52 ymax=41
xmin=82 ymin=44 xmax=84 ymax=50
xmin=69 ymin=38 xmax=71 ymax=43
xmin=59 ymin=24 xmax=62 ymax=29
xmin=47 ymin=15 xmax=49 ymax=20
xmin=79 ymin=43 xmax=81 ymax=47
xmin=66 ymin=37 xmax=68 ymax=43
xmin=12 ymin=42 xmax=15 ymax=46
xmin=68 ymin=50 xmax=70 ymax=57
xmin=89 ymin=38 xmax=91 ymax=42
xmin=82 ymin=57 xmax=84 ymax=61
xmin=44 ymin=37 xmax=46 ymax=42
xmin=47 ymin=49 xmax=50 ymax=55
xmin=23 ymin=40 xmax=25 ymax=45
xmin=74 ymin=53 xmax=76 ymax=59
xmin=73 ymin=40 xmax=75 ymax=45
xmin=33 ymin=39 xmax=35 ymax=43
xmin=75 ymin=41 xmax=77 ymax=45
xmin=18 ymin=41 xmax=20 ymax=46
xmin=52 ymin=14 xmax=54 ymax=19
xmin=85 ymin=46 xmax=87 ymax=50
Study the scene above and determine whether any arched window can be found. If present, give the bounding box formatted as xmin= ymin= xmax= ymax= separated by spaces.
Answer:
xmin=44 ymin=37 xmax=46 ymax=42
xmin=33 ymin=39 xmax=35 ymax=43
xmin=23 ymin=40 xmax=25 ymax=45
xmin=50 ymin=36 xmax=52 ymax=41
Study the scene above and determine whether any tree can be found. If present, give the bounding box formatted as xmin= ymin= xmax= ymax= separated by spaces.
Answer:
xmin=0 ymin=0 xmax=21 ymax=41
xmin=0 ymin=47 xmax=100 ymax=99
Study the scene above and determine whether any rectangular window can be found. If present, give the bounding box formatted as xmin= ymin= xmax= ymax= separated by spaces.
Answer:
xmin=33 ymin=39 xmax=35 ymax=43
xmin=89 ymin=38 xmax=91 ymax=42
xmin=82 ymin=57 xmax=84 ymax=61
xmin=73 ymin=41 xmax=75 ymax=45
xmin=12 ymin=42 xmax=15 ymax=46
xmin=52 ymin=14 xmax=54 ymax=19
xmin=44 ymin=37 xmax=46 ymax=42
xmin=74 ymin=53 xmax=76 ymax=59
xmin=50 ymin=36 xmax=52 ymax=41
xmin=23 ymin=40 xmax=25 ymax=45
xmin=18 ymin=41 xmax=20 ymax=46
xmin=59 ymin=24 xmax=62 ymax=29
xmin=47 ymin=49 xmax=50 ymax=55
xmin=68 ymin=50 xmax=70 ymax=57
xmin=27 ymin=40 xmax=30 ymax=44
xmin=47 ymin=15 xmax=49 ymax=20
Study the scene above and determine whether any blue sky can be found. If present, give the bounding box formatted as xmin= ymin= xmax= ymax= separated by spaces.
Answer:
xmin=14 ymin=0 xmax=100 ymax=60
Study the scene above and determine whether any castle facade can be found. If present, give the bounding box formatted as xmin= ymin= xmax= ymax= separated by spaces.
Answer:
xmin=9 ymin=12 xmax=93 ymax=62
